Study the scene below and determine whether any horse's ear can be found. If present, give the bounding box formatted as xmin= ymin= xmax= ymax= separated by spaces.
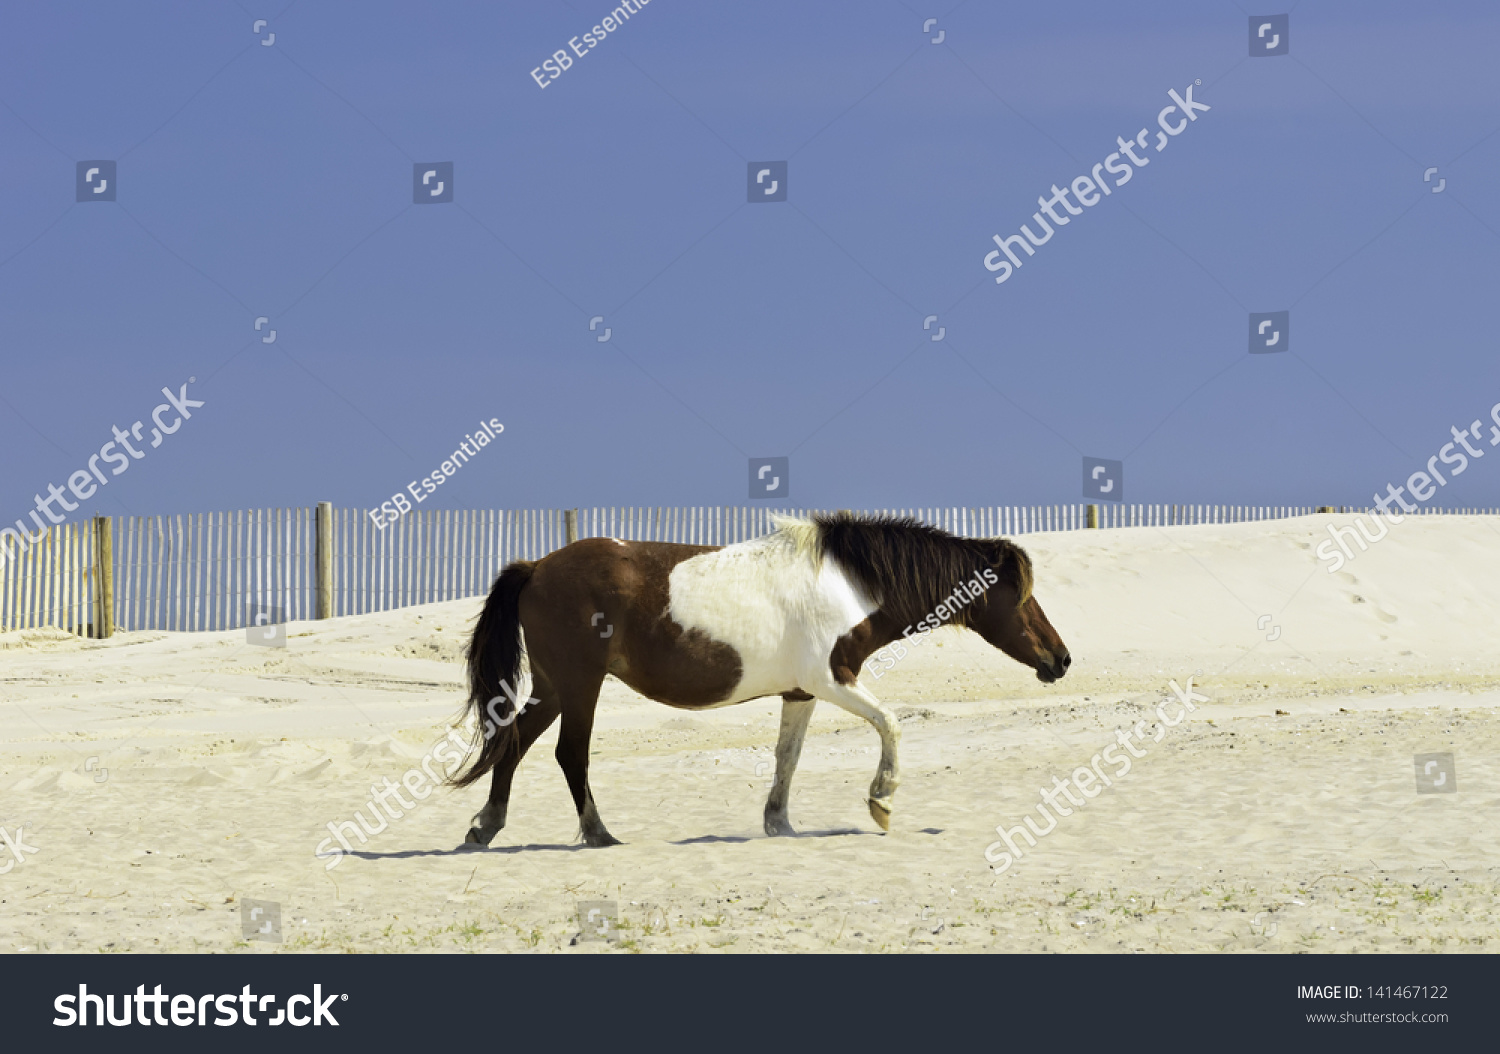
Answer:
xmin=988 ymin=540 xmax=1033 ymax=605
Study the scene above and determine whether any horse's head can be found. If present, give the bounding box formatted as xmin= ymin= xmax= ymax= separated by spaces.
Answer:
xmin=967 ymin=541 xmax=1070 ymax=683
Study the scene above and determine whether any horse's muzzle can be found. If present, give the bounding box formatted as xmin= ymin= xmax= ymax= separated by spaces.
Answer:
xmin=1036 ymin=650 xmax=1071 ymax=683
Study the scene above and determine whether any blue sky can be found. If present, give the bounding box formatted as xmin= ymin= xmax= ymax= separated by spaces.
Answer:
xmin=3 ymin=0 xmax=1499 ymax=521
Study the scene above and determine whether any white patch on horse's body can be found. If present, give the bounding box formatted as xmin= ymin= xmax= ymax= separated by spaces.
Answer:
xmin=666 ymin=522 xmax=876 ymax=703
xmin=609 ymin=538 xmax=627 ymax=546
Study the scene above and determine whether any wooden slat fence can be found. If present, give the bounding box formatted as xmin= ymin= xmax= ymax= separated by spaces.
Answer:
xmin=0 ymin=519 xmax=99 ymax=635
xmin=3 ymin=504 xmax=1497 ymax=634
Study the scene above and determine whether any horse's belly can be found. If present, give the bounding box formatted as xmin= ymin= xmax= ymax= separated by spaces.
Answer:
xmin=622 ymin=633 xmax=797 ymax=708
xmin=721 ymin=651 xmax=804 ymax=704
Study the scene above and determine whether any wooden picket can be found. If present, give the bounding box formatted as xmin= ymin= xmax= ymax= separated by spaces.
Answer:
xmin=3 ymin=503 xmax=1498 ymax=634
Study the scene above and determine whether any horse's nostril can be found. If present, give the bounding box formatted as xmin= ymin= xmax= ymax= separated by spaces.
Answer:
xmin=1060 ymin=653 xmax=1072 ymax=670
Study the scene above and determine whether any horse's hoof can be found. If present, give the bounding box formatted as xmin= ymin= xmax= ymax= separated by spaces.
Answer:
xmin=465 ymin=826 xmax=496 ymax=846
xmin=583 ymin=830 xmax=623 ymax=848
xmin=867 ymin=798 xmax=892 ymax=832
xmin=764 ymin=814 xmax=796 ymax=837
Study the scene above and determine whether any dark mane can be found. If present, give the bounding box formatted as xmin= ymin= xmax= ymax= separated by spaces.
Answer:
xmin=808 ymin=512 xmax=1032 ymax=627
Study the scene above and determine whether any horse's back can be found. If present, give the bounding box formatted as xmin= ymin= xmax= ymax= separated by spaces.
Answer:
xmin=663 ymin=534 xmax=878 ymax=701
xmin=521 ymin=537 xmax=741 ymax=706
xmin=518 ymin=533 xmax=874 ymax=707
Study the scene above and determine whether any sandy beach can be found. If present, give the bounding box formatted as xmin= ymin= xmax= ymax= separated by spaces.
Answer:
xmin=3 ymin=514 xmax=1498 ymax=953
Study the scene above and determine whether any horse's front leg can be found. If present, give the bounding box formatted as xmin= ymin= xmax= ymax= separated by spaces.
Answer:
xmin=817 ymin=679 xmax=901 ymax=831
xmin=764 ymin=691 xmax=816 ymax=836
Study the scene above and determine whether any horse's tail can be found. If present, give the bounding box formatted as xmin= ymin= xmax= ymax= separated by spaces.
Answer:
xmin=449 ymin=560 xmax=536 ymax=788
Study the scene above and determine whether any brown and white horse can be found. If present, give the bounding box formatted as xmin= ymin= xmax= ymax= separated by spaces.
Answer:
xmin=450 ymin=513 xmax=1070 ymax=847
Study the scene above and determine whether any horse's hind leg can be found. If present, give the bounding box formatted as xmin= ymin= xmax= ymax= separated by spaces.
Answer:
xmin=552 ymin=667 xmax=619 ymax=847
xmin=815 ymin=680 xmax=901 ymax=832
xmin=764 ymin=691 xmax=816 ymax=837
xmin=465 ymin=669 xmax=561 ymax=845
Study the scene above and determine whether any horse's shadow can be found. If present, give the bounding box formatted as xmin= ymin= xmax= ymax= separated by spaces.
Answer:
xmin=346 ymin=842 xmax=586 ymax=861
xmin=672 ymin=828 xmax=868 ymax=845
xmin=344 ymin=827 xmax=873 ymax=860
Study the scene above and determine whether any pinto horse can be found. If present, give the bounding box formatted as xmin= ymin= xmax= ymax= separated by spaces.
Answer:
xmin=450 ymin=513 xmax=1069 ymax=847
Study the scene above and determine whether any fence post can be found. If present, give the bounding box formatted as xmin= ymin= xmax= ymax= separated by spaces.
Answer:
xmin=92 ymin=515 xmax=114 ymax=638
xmin=565 ymin=509 xmax=579 ymax=545
xmin=316 ymin=501 xmax=334 ymax=619
xmin=1087 ymin=504 xmax=1099 ymax=529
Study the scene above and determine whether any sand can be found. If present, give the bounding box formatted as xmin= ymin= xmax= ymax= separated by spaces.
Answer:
xmin=2 ymin=513 xmax=1498 ymax=953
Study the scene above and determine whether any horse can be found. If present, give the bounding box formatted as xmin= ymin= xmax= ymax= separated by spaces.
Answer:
xmin=449 ymin=512 xmax=1070 ymax=847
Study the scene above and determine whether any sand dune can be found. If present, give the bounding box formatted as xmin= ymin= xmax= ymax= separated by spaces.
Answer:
xmin=2 ymin=514 xmax=1497 ymax=952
